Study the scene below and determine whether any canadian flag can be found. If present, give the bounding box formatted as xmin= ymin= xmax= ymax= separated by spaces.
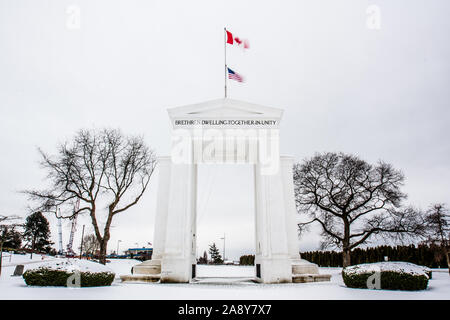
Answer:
xmin=226 ymin=29 xmax=250 ymax=49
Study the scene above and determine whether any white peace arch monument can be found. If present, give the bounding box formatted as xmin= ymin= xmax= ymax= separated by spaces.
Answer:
xmin=121 ymin=98 xmax=330 ymax=284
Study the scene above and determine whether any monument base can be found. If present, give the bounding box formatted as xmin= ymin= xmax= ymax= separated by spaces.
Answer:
xmin=159 ymin=258 xmax=192 ymax=283
xmin=131 ymin=259 xmax=161 ymax=275
xmin=254 ymin=257 xmax=293 ymax=284
xmin=291 ymin=259 xmax=331 ymax=282
xmin=292 ymin=274 xmax=332 ymax=283
xmin=121 ymin=258 xmax=331 ymax=284
xmin=292 ymin=259 xmax=319 ymax=274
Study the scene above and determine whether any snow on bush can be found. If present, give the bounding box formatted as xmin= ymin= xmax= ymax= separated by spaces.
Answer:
xmin=23 ymin=259 xmax=115 ymax=287
xmin=342 ymin=262 xmax=430 ymax=291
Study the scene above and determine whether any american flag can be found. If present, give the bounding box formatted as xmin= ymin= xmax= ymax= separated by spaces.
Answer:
xmin=227 ymin=67 xmax=244 ymax=82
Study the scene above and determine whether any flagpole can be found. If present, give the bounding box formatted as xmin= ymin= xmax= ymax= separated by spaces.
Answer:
xmin=224 ymin=27 xmax=227 ymax=98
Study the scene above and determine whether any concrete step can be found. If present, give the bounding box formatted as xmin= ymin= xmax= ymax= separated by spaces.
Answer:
xmin=120 ymin=274 xmax=160 ymax=283
xmin=292 ymin=264 xmax=319 ymax=275
xmin=292 ymin=274 xmax=331 ymax=283
xmin=192 ymin=277 xmax=256 ymax=284
xmin=132 ymin=264 xmax=161 ymax=275
xmin=120 ymin=273 xmax=331 ymax=284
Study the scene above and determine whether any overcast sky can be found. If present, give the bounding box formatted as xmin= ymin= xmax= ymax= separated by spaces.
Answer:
xmin=0 ymin=0 xmax=449 ymax=261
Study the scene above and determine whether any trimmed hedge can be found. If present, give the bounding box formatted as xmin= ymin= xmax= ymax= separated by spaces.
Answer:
xmin=23 ymin=268 xmax=115 ymax=287
xmin=342 ymin=264 xmax=429 ymax=291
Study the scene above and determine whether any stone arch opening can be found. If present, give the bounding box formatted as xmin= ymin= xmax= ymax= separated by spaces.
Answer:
xmin=195 ymin=163 xmax=255 ymax=279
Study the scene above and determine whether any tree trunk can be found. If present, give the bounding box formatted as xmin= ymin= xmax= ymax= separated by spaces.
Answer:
xmin=343 ymin=249 xmax=351 ymax=268
xmin=30 ymin=236 xmax=35 ymax=260
xmin=342 ymin=218 xmax=351 ymax=268
xmin=99 ymin=211 xmax=113 ymax=265
xmin=99 ymin=240 xmax=108 ymax=265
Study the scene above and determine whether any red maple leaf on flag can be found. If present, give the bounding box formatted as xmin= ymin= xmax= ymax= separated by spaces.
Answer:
xmin=225 ymin=29 xmax=249 ymax=49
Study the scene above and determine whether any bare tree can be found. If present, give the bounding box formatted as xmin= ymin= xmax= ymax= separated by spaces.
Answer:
xmin=0 ymin=215 xmax=22 ymax=276
xmin=24 ymin=128 xmax=157 ymax=264
xmin=294 ymin=152 xmax=425 ymax=267
xmin=424 ymin=203 xmax=449 ymax=274
xmin=80 ymin=233 xmax=100 ymax=258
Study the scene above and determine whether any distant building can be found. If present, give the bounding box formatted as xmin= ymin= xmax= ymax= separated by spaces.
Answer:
xmin=125 ymin=247 xmax=153 ymax=260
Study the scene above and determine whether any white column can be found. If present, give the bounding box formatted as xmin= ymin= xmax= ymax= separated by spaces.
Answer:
xmin=280 ymin=155 xmax=320 ymax=274
xmin=152 ymin=156 xmax=172 ymax=260
xmin=132 ymin=156 xmax=171 ymax=275
xmin=280 ymin=155 xmax=301 ymax=260
xmin=254 ymin=160 xmax=292 ymax=283
xmin=160 ymin=159 xmax=197 ymax=283
xmin=190 ymin=164 xmax=198 ymax=277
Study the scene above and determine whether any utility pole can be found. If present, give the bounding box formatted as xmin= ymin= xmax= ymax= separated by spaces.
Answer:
xmin=220 ymin=233 xmax=226 ymax=263
xmin=117 ymin=240 xmax=122 ymax=256
xmin=224 ymin=27 xmax=228 ymax=98
xmin=79 ymin=224 xmax=85 ymax=260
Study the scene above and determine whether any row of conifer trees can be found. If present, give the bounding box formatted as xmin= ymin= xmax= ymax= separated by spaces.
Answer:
xmin=238 ymin=244 xmax=448 ymax=268
xmin=301 ymin=244 xmax=448 ymax=268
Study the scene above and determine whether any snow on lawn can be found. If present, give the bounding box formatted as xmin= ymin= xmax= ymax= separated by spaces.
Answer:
xmin=0 ymin=259 xmax=448 ymax=300
xmin=106 ymin=259 xmax=141 ymax=279
xmin=196 ymin=265 xmax=255 ymax=278
xmin=1 ymin=252 xmax=55 ymax=267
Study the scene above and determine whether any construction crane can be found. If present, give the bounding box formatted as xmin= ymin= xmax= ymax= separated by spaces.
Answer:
xmin=56 ymin=207 xmax=64 ymax=255
xmin=66 ymin=199 xmax=80 ymax=257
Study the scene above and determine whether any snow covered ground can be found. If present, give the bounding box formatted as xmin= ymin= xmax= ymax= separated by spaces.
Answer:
xmin=1 ymin=252 xmax=54 ymax=267
xmin=0 ymin=255 xmax=448 ymax=300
